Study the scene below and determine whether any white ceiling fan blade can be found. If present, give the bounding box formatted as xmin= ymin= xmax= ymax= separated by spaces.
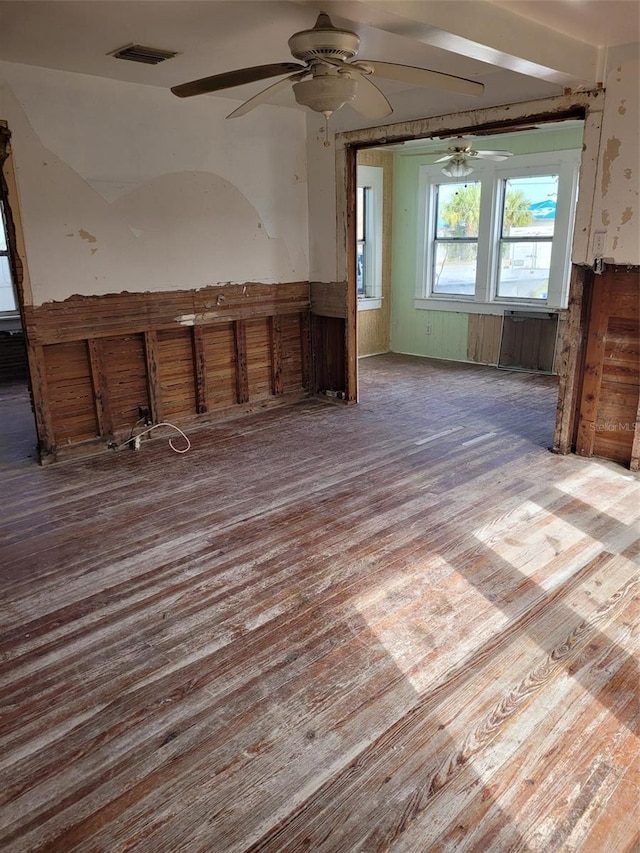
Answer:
xmin=357 ymin=60 xmax=484 ymax=98
xmin=474 ymin=150 xmax=513 ymax=160
xmin=350 ymin=73 xmax=393 ymax=119
xmin=434 ymin=154 xmax=454 ymax=162
xmin=226 ymin=71 xmax=308 ymax=118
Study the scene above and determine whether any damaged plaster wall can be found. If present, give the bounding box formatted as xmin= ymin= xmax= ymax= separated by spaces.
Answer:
xmin=0 ymin=60 xmax=309 ymax=306
xmin=592 ymin=44 xmax=639 ymax=264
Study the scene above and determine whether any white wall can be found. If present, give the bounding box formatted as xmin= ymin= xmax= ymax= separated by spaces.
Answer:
xmin=0 ymin=61 xmax=309 ymax=306
xmin=592 ymin=44 xmax=640 ymax=265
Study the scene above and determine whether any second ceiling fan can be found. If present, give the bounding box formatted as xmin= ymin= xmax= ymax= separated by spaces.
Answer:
xmin=171 ymin=12 xmax=484 ymax=133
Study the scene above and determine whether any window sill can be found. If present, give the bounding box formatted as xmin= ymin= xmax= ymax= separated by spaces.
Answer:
xmin=358 ymin=297 xmax=383 ymax=311
xmin=413 ymin=298 xmax=563 ymax=315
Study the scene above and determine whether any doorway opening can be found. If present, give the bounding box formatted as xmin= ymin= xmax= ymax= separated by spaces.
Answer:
xmin=351 ymin=115 xmax=586 ymax=449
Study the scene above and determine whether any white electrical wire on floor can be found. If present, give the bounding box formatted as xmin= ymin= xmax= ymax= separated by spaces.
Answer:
xmin=113 ymin=421 xmax=191 ymax=454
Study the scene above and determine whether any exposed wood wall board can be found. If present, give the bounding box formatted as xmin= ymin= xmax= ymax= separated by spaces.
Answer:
xmin=202 ymin=323 xmax=237 ymax=410
xmin=43 ymin=341 xmax=97 ymax=444
xmin=87 ymin=339 xmax=114 ymax=438
xmin=245 ymin=317 xmax=274 ymax=401
xmin=143 ymin=331 xmax=163 ymax=427
xmin=233 ymin=320 xmax=250 ymax=405
xmin=553 ymin=265 xmax=591 ymax=455
xmin=300 ymin=311 xmax=312 ymax=393
xmin=310 ymin=282 xmax=347 ymax=319
xmin=98 ymin=334 xmax=152 ymax=431
xmin=24 ymin=283 xmax=310 ymax=346
xmin=25 ymin=343 xmax=55 ymax=458
xmin=313 ymin=315 xmax=346 ymax=394
xmin=157 ymin=328 xmax=197 ymax=419
xmin=191 ymin=327 xmax=208 ymax=415
xmin=467 ymin=314 xmax=502 ymax=365
xmin=0 ymin=332 xmax=28 ymax=383
xmin=270 ymin=315 xmax=284 ymax=396
xmin=22 ymin=284 xmax=311 ymax=462
xmin=279 ymin=313 xmax=305 ymax=394
xmin=576 ymin=267 xmax=639 ymax=467
xmin=499 ymin=316 xmax=558 ymax=373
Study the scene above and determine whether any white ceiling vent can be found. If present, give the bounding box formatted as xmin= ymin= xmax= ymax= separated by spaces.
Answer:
xmin=109 ymin=44 xmax=178 ymax=65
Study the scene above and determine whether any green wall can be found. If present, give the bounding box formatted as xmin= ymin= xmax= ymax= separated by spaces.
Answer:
xmin=389 ymin=125 xmax=583 ymax=359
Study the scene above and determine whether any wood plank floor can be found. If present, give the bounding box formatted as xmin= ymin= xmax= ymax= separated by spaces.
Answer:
xmin=1 ymin=354 xmax=638 ymax=853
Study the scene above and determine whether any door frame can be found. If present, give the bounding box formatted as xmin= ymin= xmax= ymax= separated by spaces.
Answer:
xmin=335 ymin=91 xmax=605 ymax=452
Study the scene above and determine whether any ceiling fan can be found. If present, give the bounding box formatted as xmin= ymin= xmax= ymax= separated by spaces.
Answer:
xmin=171 ymin=12 xmax=484 ymax=141
xmin=426 ymin=138 xmax=513 ymax=177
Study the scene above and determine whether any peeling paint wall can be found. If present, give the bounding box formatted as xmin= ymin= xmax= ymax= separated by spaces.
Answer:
xmin=0 ymin=61 xmax=309 ymax=306
xmin=591 ymin=45 xmax=639 ymax=264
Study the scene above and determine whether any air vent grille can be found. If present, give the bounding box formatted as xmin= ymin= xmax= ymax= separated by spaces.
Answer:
xmin=109 ymin=44 xmax=178 ymax=65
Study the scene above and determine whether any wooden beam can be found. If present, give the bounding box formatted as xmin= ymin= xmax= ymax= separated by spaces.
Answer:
xmin=270 ymin=315 xmax=283 ymax=396
xmin=191 ymin=326 xmax=208 ymax=415
xmin=234 ymin=319 xmax=249 ymax=404
xmin=300 ymin=311 xmax=312 ymax=391
xmin=87 ymin=339 xmax=114 ymax=438
xmin=25 ymin=343 xmax=56 ymax=460
xmin=144 ymin=330 xmax=164 ymax=424
xmin=553 ymin=265 xmax=591 ymax=455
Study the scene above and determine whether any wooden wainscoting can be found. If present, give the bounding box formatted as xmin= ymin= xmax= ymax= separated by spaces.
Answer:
xmin=23 ymin=282 xmax=311 ymax=463
xmin=575 ymin=266 xmax=640 ymax=469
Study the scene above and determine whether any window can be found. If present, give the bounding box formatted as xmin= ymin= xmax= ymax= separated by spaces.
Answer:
xmin=356 ymin=185 xmax=368 ymax=297
xmin=416 ymin=151 xmax=580 ymax=311
xmin=356 ymin=165 xmax=383 ymax=310
xmin=496 ymin=175 xmax=557 ymax=301
xmin=0 ymin=200 xmax=17 ymax=314
xmin=432 ymin=181 xmax=480 ymax=297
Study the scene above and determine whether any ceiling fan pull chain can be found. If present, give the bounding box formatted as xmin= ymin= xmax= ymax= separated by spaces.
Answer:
xmin=323 ymin=113 xmax=331 ymax=148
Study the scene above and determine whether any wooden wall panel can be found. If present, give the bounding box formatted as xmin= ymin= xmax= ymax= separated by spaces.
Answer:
xmin=576 ymin=267 xmax=639 ymax=467
xmin=467 ymin=315 xmax=502 ymax=365
xmin=24 ymin=282 xmax=310 ymax=345
xmin=157 ymin=328 xmax=197 ymax=419
xmin=24 ymin=282 xmax=312 ymax=462
xmin=310 ymin=282 xmax=347 ymax=319
xmin=0 ymin=332 xmax=28 ymax=383
xmin=102 ymin=335 xmax=149 ymax=430
xmin=245 ymin=317 xmax=273 ymax=401
xmin=313 ymin=315 xmax=346 ymax=394
xmin=202 ymin=322 xmax=237 ymax=410
xmin=499 ymin=315 xmax=558 ymax=372
xmin=280 ymin=313 xmax=304 ymax=393
xmin=43 ymin=341 xmax=97 ymax=443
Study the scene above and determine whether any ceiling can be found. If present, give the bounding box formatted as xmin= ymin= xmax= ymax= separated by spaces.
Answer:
xmin=0 ymin=0 xmax=637 ymax=133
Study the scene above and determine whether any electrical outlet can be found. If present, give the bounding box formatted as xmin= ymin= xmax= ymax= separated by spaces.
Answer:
xmin=592 ymin=230 xmax=606 ymax=256
xmin=425 ymin=324 xmax=432 ymax=336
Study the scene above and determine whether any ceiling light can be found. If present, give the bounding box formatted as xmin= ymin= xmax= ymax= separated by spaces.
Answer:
xmin=292 ymin=75 xmax=357 ymax=116
xmin=442 ymin=155 xmax=474 ymax=178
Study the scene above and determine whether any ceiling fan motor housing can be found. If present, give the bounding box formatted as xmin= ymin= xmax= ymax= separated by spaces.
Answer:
xmin=288 ymin=13 xmax=360 ymax=62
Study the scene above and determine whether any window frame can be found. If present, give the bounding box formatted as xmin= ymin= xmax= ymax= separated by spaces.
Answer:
xmin=415 ymin=150 xmax=581 ymax=313
xmin=356 ymin=164 xmax=383 ymax=311
xmin=0 ymin=199 xmax=18 ymax=317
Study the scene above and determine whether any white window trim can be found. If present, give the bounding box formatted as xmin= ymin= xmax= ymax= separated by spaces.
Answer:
xmin=415 ymin=150 xmax=581 ymax=314
xmin=357 ymin=165 xmax=383 ymax=310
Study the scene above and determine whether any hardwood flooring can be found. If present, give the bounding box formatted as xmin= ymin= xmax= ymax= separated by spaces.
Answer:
xmin=1 ymin=354 xmax=638 ymax=852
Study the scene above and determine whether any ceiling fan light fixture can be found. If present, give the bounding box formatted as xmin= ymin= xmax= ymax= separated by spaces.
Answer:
xmin=292 ymin=75 xmax=357 ymax=115
xmin=441 ymin=156 xmax=474 ymax=178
